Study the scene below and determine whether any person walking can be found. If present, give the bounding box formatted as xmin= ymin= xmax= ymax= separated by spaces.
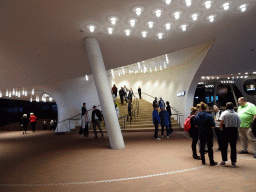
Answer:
xmin=188 ymin=107 xmax=201 ymax=160
xmin=112 ymin=84 xmax=118 ymax=97
xmin=128 ymin=88 xmax=133 ymax=102
xmin=158 ymin=97 xmax=165 ymax=109
xmin=153 ymin=106 xmax=161 ymax=140
xmin=91 ymin=106 xmax=104 ymax=138
xmin=219 ymin=102 xmax=241 ymax=167
xmin=29 ymin=113 xmax=37 ymax=132
xmin=211 ymin=104 xmax=222 ymax=152
xmin=237 ymin=97 xmax=256 ymax=158
xmin=21 ymin=114 xmax=29 ymax=134
xmin=127 ymin=100 xmax=132 ymax=121
xmin=159 ymin=106 xmax=171 ymax=139
xmin=82 ymin=111 xmax=91 ymax=138
xmin=195 ymin=103 xmax=217 ymax=166
xmin=138 ymin=87 xmax=141 ymax=99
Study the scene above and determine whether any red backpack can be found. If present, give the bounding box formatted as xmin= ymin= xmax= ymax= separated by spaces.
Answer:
xmin=183 ymin=115 xmax=195 ymax=132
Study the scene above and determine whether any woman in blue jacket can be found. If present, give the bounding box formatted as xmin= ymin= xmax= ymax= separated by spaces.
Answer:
xmin=152 ymin=106 xmax=161 ymax=140
xmin=159 ymin=106 xmax=171 ymax=139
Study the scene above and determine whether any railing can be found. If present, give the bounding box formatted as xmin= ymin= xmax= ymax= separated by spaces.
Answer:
xmin=56 ymin=105 xmax=101 ymax=134
xmin=118 ymin=94 xmax=139 ymax=130
xmin=139 ymin=92 xmax=183 ymax=130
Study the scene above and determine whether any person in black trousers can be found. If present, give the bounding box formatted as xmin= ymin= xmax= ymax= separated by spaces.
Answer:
xmin=91 ymin=106 xmax=104 ymax=138
xmin=166 ymin=101 xmax=172 ymax=117
xmin=219 ymin=102 xmax=241 ymax=167
xmin=138 ymin=87 xmax=141 ymax=99
xmin=152 ymin=106 xmax=161 ymax=140
xmin=188 ymin=107 xmax=201 ymax=160
xmin=195 ymin=103 xmax=217 ymax=166
xmin=21 ymin=114 xmax=29 ymax=134
xmin=81 ymin=103 xmax=87 ymax=116
xmin=119 ymin=87 xmax=124 ymax=104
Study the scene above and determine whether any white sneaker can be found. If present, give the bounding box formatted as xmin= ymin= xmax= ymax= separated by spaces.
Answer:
xmin=167 ymin=136 xmax=169 ymax=139
xmin=155 ymin=138 xmax=161 ymax=140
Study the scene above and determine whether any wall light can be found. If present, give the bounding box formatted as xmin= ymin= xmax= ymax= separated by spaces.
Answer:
xmin=165 ymin=23 xmax=171 ymax=30
xmin=165 ymin=0 xmax=171 ymax=5
xmin=174 ymin=12 xmax=181 ymax=19
xmin=155 ymin=9 xmax=162 ymax=17
xmin=148 ymin=21 xmax=154 ymax=28
xmin=129 ymin=19 xmax=137 ymax=27
xmin=181 ymin=24 xmax=187 ymax=31
xmin=108 ymin=27 xmax=113 ymax=34
xmin=223 ymin=3 xmax=229 ymax=10
xmin=158 ymin=33 xmax=163 ymax=39
xmin=205 ymin=1 xmax=212 ymax=9
xmin=85 ymin=75 xmax=89 ymax=81
xmin=185 ymin=0 xmax=192 ymax=6
xmin=240 ymin=4 xmax=247 ymax=12
xmin=141 ymin=31 xmax=148 ymax=38
xmin=110 ymin=17 xmax=117 ymax=25
xmin=88 ymin=25 xmax=95 ymax=32
xmin=135 ymin=8 xmax=142 ymax=16
xmin=125 ymin=29 xmax=131 ymax=36
xmin=191 ymin=13 xmax=198 ymax=21
xmin=6 ymin=89 xmax=8 ymax=96
xmin=208 ymin=15 xmax=215 ymax=22
xmin=0 ymin=90 xmax=2 ymax=98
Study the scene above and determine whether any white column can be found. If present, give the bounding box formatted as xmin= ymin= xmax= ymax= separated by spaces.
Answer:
xmin=84 ymin=37 xmax=125 ymax=150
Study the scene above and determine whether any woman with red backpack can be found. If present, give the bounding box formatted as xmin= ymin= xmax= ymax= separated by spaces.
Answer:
xmin=188 ymin=107 xmax=201 ymax=160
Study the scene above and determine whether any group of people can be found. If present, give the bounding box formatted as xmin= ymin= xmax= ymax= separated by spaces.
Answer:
xmin=81 ymin=103 xmax=104 ymax=139
xmin=152 ymin=97 xmax=173 ymax=140
xmin=20 ymin=113 xmax=57 ymax=134
xmin=187 ymin=97 xmax=256 ymax=167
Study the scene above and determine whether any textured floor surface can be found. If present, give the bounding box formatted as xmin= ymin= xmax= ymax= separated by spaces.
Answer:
xmin=0 ymin=130 xmax=256 ymax=192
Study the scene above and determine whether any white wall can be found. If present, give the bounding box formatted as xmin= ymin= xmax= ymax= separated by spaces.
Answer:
xmin=111 ymin=41 xmax=214 ymax=124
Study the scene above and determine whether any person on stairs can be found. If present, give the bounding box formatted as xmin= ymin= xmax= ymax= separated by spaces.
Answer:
xmin=82 ymin=111 xmax=91 ymax=138
xmin=153 ymin=106 xmax=161 ymax=140
xmin=92 ymin=106 xmax=104 ymax=138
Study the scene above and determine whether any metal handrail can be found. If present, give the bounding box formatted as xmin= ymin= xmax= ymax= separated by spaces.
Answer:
xmin=56 ymin=105 xmax=100 ymax=134
xmin=140 ymin=92 xmax=183 ymax=129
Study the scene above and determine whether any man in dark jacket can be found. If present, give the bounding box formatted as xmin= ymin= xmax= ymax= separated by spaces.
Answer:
xmin=91 ymin=106 xmax=104 ymax=138
xmin=21 ymin=114 xmax=29 ymax=134
xmin=119 ymin=87 xmax=124 ymax=104
xmin=152 ymin=106 xmax=161 ymax=140
xmin=81 ymin=103 xmax=87 ymax=116
xmin=153 ymin=97 xmax=158 ymax=108
xmin=128 ymin=88 xmax=133 ymax=102
xmin=138 ymin=87 xmax=141 ymax=99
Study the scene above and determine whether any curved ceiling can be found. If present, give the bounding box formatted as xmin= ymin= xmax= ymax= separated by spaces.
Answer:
xmin=0 ymin=0 xmax=256 ymax=90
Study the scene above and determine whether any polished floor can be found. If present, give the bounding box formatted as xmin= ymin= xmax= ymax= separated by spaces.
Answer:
xmin=0 ymin=130 xmax=256 ymax=192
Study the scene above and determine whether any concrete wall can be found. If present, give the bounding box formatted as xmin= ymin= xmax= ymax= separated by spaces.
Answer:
xmin=111 ymin=41 xmax=214 ymax=124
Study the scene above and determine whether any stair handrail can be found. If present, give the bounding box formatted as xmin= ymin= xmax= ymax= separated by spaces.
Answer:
xmin=140 ymin=92 xmax=183 ymax=129
xmin=56 ymin=105 xmax=101 ymax=134
xmin=118 ymin=97 xmax=139 ymax=129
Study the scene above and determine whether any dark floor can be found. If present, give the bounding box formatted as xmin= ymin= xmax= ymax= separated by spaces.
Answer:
xmin=0 ymin=130 xmax=256 ymax=192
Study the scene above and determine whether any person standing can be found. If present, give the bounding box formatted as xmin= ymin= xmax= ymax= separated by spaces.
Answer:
xmin=91 ymin=106 xmax=104 ymax=138
xmin=81 ymin=103 xmax=87 ymax=116
xmin=153 ymin=97 xmax=158 ymax=108
xmin=158 ymin=97 xmax=165 ymax=109
xmin=112 ymin=84 xmax=118 ymax=97
xmin=219 ymin=102 xmax=241 ymax=167
xmin=115 ymin=103 xmax=120 ymax=118
xmin=82 ymin=111 xmax=91 ymax=138
xmin=119 ymin=87 xmax=124 ymax=104
xmin=153 ymin=106 xmax=161 ymax=140
xmin=128 ymin=88 xmax=133 ymax=102
xmin=21 ymin=114 xmax=29 ymax=134
xmin=166 ymin=101 xmax=172 ymax=117
xmin=138 ymin=87 xmax=142 ymax=99
xmin=127 ymin=100 xmax=132 ymax=121
xmin=188 ymin=107 xmax=201 ymax=160
xmin=237 ymin=97 xmax=256 ymax=158
xmin=159 ymin=106 xmax=171 ymax=139
xmin=29 ymin=113 xmax=37 ymax=132
xmin=195 ymin=103 xmax=217 ymax=166
xmin=211 ymin=104 xmax=222 ymax=152
xmin=50 ymin=120 xmax=55 ymax=130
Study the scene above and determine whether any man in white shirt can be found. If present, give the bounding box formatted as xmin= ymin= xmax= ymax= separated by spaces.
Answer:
xmin=211 ymin=105 xmax=222 ymax=152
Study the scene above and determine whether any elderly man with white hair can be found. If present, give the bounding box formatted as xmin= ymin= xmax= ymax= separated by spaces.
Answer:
xmin=159 ymin=106 xmax=172 ymax=139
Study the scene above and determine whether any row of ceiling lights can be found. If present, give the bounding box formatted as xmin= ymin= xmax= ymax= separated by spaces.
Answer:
xmin=87 ymin=1 xmax=248 ymax=39
xmin=0 ymin=89 xmax=53 ymax=102
xmin=201 ymin=72 xmax=256 ymax=80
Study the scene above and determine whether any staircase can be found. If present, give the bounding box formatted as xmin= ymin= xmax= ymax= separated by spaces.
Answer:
xmin=70 ymin=98 xmax=181 ymax=134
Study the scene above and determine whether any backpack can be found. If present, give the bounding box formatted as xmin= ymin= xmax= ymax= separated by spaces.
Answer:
xmin=183 ymin=115 xmax=195 ymax=132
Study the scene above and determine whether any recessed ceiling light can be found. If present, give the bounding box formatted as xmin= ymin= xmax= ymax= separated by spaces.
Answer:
xmin=154 ymin=9 xmax=162 ymax=17
xmin=141 ymin=30 xmax=148 ymax=38
xmin=185 ymin=0 xmax=192 ymax=7
xmin=223 ymin=3 xmax=230 ymax=10
xmin=165 ymin=0 xmax=171 ymax=5
xmin=173 ymin=11 xmax=181 ymax=20
xmin=180 ymin=24 xmax=188 ymax=31
xmin=207 ymin=15 xmax=215 ymax=22
xmin=205 ymin=1 xmax=212 ymax=9
xmin=191 ymin=13 xmax=198 ymax=21
xmin=108 ymin=27 xmax=114 ymax=34
xmin=148 ymin=21 xmax=154 ymax=28
xmin=133 ymin=6 xmax=144 ymax=16
xmin=129 ymin=18 xmax=137 ymax=27
xmin=157 ymin=33 xmax=163 ymax=39
xmin=239 ymin=4 xmax=247 ymax=12
xmin=87 ymin=25 xmax=96 ymax=32
xmin=165 ymin=23 xmax=172 ymax=30
xmin=108 ymin=16 xmax=119 ymax=25
xmin=125 ymin=29 xmax=131 ymax=36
